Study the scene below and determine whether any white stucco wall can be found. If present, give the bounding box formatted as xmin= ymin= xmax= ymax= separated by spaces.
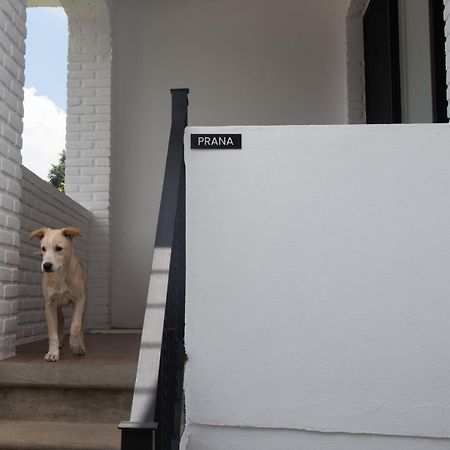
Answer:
xmin=183 ymin=424 xmax=450 ymax=450
xmin=183 ymin=124 xmax=450 ymax=448
xmin=110 ymin=0 xmax=350 ymax=328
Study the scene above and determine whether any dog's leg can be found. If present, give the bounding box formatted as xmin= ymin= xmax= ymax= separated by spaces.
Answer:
xmin=70 ymin=296 xmax=86 ymax=356
xmin=45 ymin=300 xmax=59 ymax=362
xmin=57 ymin=307 xmax=65 ymax=349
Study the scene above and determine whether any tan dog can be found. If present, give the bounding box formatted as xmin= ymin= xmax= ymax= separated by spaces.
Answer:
xmin=29 ymin=227 xmax=86 ymax=362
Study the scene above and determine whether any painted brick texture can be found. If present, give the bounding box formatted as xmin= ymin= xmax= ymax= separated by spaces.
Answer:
xmin=346 ymin=0 xmax=370 ymax=124
xmin=0 ymin=0 xmax=26 ymax=359
xmin=444 ymin=0 xmax=450 ymax=118
xmin=63 ymin=1 xmax=112 ymax=329
xmin=18 ymin=167 xmax=90 ymax=344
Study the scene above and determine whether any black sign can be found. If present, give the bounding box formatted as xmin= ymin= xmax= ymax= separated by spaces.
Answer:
xmin=191 ymin=134 xmax=242 ymax=150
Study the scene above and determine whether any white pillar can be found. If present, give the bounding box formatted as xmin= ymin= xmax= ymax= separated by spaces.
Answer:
xmin=0 ymin=0 xmax=26 ymax=359
xmin=62 ymin=0 xmax=112 ymax=329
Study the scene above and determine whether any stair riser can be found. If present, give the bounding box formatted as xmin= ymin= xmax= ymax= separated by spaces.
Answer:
xmin=0 ymin=387 xmax=132 ymax=423
xmin=0 ymin=444 xmax=118 ymax=450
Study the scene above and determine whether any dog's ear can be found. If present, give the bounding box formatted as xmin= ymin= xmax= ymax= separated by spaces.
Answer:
xmin=28 ymin=228 xmax=49 ymax=241
xmin=61 ymin=227 xmax=82 ymax=240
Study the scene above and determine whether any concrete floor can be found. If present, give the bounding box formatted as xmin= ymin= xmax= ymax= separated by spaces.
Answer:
xmin=11 ymin=333 xmax=141 ymax=363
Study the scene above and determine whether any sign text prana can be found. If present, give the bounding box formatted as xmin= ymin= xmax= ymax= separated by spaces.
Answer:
xmin=191 ymin=134 xmax=242 ymax=150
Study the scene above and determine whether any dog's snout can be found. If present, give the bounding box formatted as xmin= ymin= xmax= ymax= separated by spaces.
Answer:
xmin=43 ymin=262 xmax=53 ymax=272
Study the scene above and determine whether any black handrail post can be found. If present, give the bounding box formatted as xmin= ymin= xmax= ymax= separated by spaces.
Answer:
xmin=119 ymin=88 xmax=189 ymax=450
xmin=155 ymin=88 xmax=188 ymax=449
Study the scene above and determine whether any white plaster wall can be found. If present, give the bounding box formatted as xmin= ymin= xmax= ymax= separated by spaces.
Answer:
xmin=111 ymin=0 xmax=350 ymax=328
xmin=18 ymin=167 xmax=90 ymax=344
xmin=183 ymin=124 xmax=450 ymax=447
xmin=183 ymin=424 xmax=450 ymax=450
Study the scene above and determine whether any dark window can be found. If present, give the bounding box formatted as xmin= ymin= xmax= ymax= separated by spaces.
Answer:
xmin=363 ymin=0 xmax=448 ymax=123
xmin=363 ymin=0 xmax=402 ymax=124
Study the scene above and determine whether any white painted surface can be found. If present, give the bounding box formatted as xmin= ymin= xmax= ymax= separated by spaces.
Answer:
xmin=0 ymin=0 xmax=27 ymax=360
xmin=110 ymin=0 xmax=349 ymax=328
xmin=398 ymin=0 xmax=433 ymax=123
xmin=62 ymin=0 xmax=112 ymax=330
xmin=184 ymin=124 xmax=450 ymax=447
xmin=183 ymin=424 xmax=450 ymax=450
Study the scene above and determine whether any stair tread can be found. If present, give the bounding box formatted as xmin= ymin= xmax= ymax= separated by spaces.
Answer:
xmin=0 ymin=420 xmax=120 ymax=450
xmin=0 ymin=334 xmax=140 ymax=389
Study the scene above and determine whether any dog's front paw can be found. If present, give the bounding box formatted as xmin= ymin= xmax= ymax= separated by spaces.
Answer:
xmin=45 ymin=350 xmax=60 ymax=362
xmin=70 ymin=335 xmax=86 ymax=356
xmin=70 ymin=344 xmax=86 ymax=356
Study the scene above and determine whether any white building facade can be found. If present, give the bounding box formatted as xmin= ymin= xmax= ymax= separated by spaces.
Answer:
xmin=0 ymin=1 xmax=450 ymax=447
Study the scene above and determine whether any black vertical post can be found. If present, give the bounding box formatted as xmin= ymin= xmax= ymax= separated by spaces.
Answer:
xmin=155 ymin=89 xmax=188 ymax=450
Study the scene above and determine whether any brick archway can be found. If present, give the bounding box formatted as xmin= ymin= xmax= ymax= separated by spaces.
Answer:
xmin=28 ymin=0 xmax=113 ymax=331
xmin=0 ymin=0 xmax=113 ymax=359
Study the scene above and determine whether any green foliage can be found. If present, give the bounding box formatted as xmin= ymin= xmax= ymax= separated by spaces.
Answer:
xmin=48 ymin=150 xmax=65 ymax=192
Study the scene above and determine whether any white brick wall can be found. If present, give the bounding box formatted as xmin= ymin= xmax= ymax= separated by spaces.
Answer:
xmin=18 ymin=167 xmax=91 ymax=344
xmin=444 ymin=0 xmax=450 ymax=118
xmin=346 ymin=0 xmax=370 ymax=124
xmin=0 ymin=0 xmax=26 ymax=360
xmin=62 ymin=0 xmax=112 ymax=329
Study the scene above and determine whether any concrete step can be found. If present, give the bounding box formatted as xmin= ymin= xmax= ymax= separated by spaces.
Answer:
xmin=0 ymin=384 xmax=133 ymax=423
xmin=0 ymin=335 xmax=139 ymax=424
xmin=0 ymin=420 xmax=120 ymax=450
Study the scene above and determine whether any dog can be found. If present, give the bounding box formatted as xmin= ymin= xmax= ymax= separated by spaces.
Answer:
xmin=29 ymin=227 xmax=86 ymax=362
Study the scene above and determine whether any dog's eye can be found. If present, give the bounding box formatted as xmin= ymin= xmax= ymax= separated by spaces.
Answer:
xmin=41 ymin=247 xmax=46 ymax=252
xmin=55 ymin=246 xmax=63 ymax=252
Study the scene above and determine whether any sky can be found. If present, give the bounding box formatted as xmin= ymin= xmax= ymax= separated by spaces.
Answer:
xmin=22 ymin=7 xmax=68 ymax=180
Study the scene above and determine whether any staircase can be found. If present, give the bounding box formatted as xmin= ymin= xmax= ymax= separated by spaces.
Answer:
xmin=0 ymin=333 xmax=140 ymax=450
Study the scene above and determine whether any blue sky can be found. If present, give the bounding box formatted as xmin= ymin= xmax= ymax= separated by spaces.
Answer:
xmin=25 ymin=7 xmax=68 ymax=111
xmin=23 ymin=7 xmax=68 ymax=179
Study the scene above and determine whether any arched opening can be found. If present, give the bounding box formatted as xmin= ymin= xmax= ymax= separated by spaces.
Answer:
xmin=23 ymin=6 xmax=68 ymax=184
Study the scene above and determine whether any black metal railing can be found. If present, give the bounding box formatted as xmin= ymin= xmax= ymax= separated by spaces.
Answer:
xmin=119 ymin=88 xmax=188 ymax=450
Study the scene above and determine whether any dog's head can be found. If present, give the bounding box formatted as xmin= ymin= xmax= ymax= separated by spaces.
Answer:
xmin=29 ymin=227 xmax=82 ymax=273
